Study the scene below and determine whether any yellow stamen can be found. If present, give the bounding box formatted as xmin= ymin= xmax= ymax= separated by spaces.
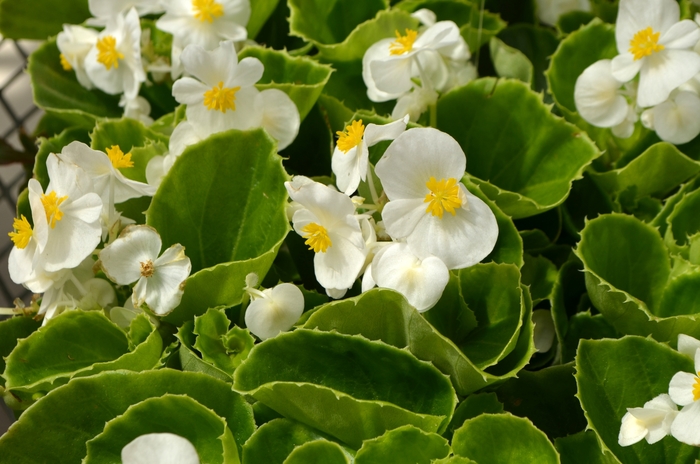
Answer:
xmin=96 ymin=35 xmax=124 ymax=70
xmin=301 ymin=223 xmax=332 ymax=253
xmin=106 ymin=145 xmax=134 ymax=169
xmin=203 ymin=81 xmax=240 ymax=113
xmin=389 ymin=29 xmax=418 ymax=56
xmin=41 ymin=191 xmax=68 ymax=229
xmin=629 ymin=27 xmax=664 ymax=61
xmin=424 ymin=177 xmax=462 ymax=218
xmin=140 ymin=259 xmax=155 ymax=277
xmin=336 ymin=120 xmax=365 ymax=153
xmin=192 ymin=0 xmax=224 ymax=23
xmin=8 ymin=215 xmax=33 ymax=249
xmin=59 ymin=54 xmax=72 ymax=71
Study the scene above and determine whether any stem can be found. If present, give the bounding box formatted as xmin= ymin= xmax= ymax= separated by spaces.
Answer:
xmin=474 ymin=0 xmax=486 ymax=68
xmin=367 ymin=166 xmax=380 ymax=206
xmin=0 ymin=308 xmax=20 ymax=315
xmin=429 ymin=103 xmax=437 ymax=128
xmin=69 ymin=273 xmax=88 ymax=297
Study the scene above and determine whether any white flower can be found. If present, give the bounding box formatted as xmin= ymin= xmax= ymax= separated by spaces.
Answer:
xmin=156 ymin=0 xmax=250 ymax=54
xmin=99 ymin=225 xmax=192 ymax=316
xmin=254 ymin=88 xmax=300 ymax=150
xmin=668 ymin=348 xmax=700 ymax=445
xmin=678 ymin=334 xmax=700 ymax=358
xmin=285 ymin=176 xmax=366 ymax=293
xmin=532 ymin=309 xmax=555 ymax=353
xmin=374 ymin=127 xmax=498 ymax=270
xmin=641 ymin=90 xmax=700 ymax=144
xmin=120 ymin=95 xmax=153 ymax=125
xmin=171 ymin=41 xmax=262 ymax=136
xmin=391 ymin=85 xmax=439 ymax=122
xmin=88 ymin=0 xmax=164 ymax=25
xmin=244 ymin=278 xmax=304 ymax=340
xmin=84 ymin=8 xmax=146 ymax=99
xmin=611 ymin=0 xmax=700 ymax=108
xmin=146 ymin=121 xmax=202 ymax=188
xmin=122 ymin=433 xmax=200 ymax=464
xmin=331 ymin=116 xmax=408 ymax=195
xmin=56 ymin=25 xmax=98 ymax=89
xmin=536 ymin=0 xmax=591 ymax=26
xmin=618 ymin=394 xmax=678 ymax=446
xmin=363 ymin=21 xmax=470 ymax=102
xmin=369 ymin=242 xmax=449 ymax=312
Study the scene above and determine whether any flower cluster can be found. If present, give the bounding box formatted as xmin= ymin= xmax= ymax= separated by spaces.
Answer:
xmin=289 ymin=124 xmax=499 ymax=311
xmin=575 ymin=0 xmax=700 ymax=144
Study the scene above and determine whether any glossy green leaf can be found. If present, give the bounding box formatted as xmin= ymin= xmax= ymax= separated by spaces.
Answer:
xmin=424 ymin=273 xmax=478 ymax=346
xmin=248 ymin=0 xmax=281 ymax=38
xmin=556 ymin=11 xmax=597 ymax=35
xmin=233 ymin=329 xmax=457 ymax=447
xmin=521 ymin=253 xmax=557 ymax=303
xmin=446 ymin=393 xmax=504 ymax=439
xmin=3 ymin=311 xmax=162 ymax=400
xmin=452 ymin=413 xmax=560 ymax=464
xmin=432 ymin=458 xmax=477 ymax=464
xmin=563 ymin=311 xmax=618 ymax=365
xmin=590 ymin=143 xmax=700 ymax=202
xmin=0 ymin=316 xmax=41 ymax=388
xmin=176 ymin=321 xmax=232 ymax=382
xmin=651 ymin=176 xmax=700 ymax=237
xmin=238 ymin=46 xmax=333 ymax=121
xmin=658 ymin=271 xmax=700 ymax=317
xmin=665 ymin=187 xmax=700 ymax=247
xmin=283 ymin=440 xmax=352 ymax=464
xmin=438 ymin=78 xmax=600 ymax=218
xmin=146 ymin=128 xmax=290 ymax=272
xmin=497 ymin=24 xmax=559 ymax=94
xmin=495 ymin=363 xmax=586 ymax=439
xmin=27 ymin=40 xmax=121 ymax=119
xmin=555 ymin=431 xmax=621 ymax=464
xmin=0 ymin=369 xmax=255 ymax=463
xmin=34 ymin=127 xmax=92 ymax=190
xmin=0 ymin=0 xmax=89 ymax=40
xmin=354 ymin=425 xmax=450 ymax=464
xmin=576 ymin=337 xmax=697 ymax=464
xmin=489 ymin=37 xmax=533 ymax=84
xmin=193 ymin=308 xmax=254 ymax=374
xmin=84 ymin=394 xmax=238 ymax=464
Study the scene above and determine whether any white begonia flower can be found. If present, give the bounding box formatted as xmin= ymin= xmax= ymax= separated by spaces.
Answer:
xmin=532 ymin=309 xmax=556 ymax=353
xmin=392 ymin=86 xmax=439 ymax=122
xmin=618 ymin=394 xmax=678 ymax=446
xmin=412 ymin=9 xmax=437 ymax=27
xmin=171 ymin=41 xmax=262 ymax=137
xmin=122 ymin=433 xmax=200 ymax=464
xmin=668 ymin=348 xmax=700 ymax=445
xmin=156 ymin=0 xmax=250 ymax=71
xmin=120 ymin=95 xmax=153 ymax=125
xmin=27 ymin=155 xmax=103 ymax=274
xmin=678 ymin=334 xmax=700 ymax=359
xmin=56 ymin=25 xmax=98 ymax=89
xmin=88 ymin=0 xmax=164 ymax=25
xmin=84 ymin=8 xmax=146 ymax=99
xmin=244 ymin=277 xmax=304 ymax=340
xmin=331 ymin=116 xmax=409 ymax=195
xmin=374 ymin=127 xmax=499 ymax=270
xmin=536 ymin=0 xmax=591 ymax=27
xmin=641 ymin=90 xmax=700 ymax=144
xmin=575 ymin=60 xmax=634 ymax=129
xmin=254 ymin=88 xmax=301 ymax=150
xmin=285 ymin=176 xmax=366 ymax=293
xmin=146 ymin=121 xmax=203 ymax=188
xmin=99 ymin=225 xmax=192 ymax=316
xmin=370 ymin=242 xmax=449 ymax=312
xmin=611 ymin=0 xmax=700 ymax=108
xmin=363 ymin=20 xmax=470 ymax=102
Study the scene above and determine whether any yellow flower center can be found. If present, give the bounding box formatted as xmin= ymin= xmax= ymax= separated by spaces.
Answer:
xmin=59 ymin=53 xmax=72 ymax=71
xmin=140 ymin=259 xmax=155 ymax=278
xmin=301 ymin=223 xmax=332 ymax=253
xmin=424 ymin=177 xmax=462 ymax=218
xmin=96 ymin=35 xmax=124 ymax=70
xmin=336 ymin=120 xmax=365 ymax=153
xmin=693 ymin=373 xmax=700 ymax=402
xmin=8 ymin=215 xmax=33 ymax=249
xmin=106 ymin=145 xmax=134 ymax=169
xmin=192 ymin=0 xmax=224 ymax=23
xmin=41 ymin=191 xmax=68 ymax=229
xmin=203 ymin=81 xmax=240 ymax=113
xmin=629 ymin=27 xmax=664 ymax=61
xmin=389 ymin=29 xmax=418 ymax=56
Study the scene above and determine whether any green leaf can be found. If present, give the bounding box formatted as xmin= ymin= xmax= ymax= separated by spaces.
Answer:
xmin=243 ymin=418 xmax=347 ymax=464
xmin=233 ymin=329 xmax=457 ymax=447
xmin=590 ymin=143 xmax=700 ymax=202
xmin=3 ymin=311 xmax=162 ymax=403
xmin=176 ymin=321 xmax=232 ymax=382
xmin=497 ymin=24 xmax=559 ymax=94
xmin=563 ymin=311 xmax=618 ymax=365
xmin=665 ymin=186 xmax=700 ymax=247
xmin=495 ymin=363 xmax=586 ymax=439
xmin=555 ymin=431 xmax=620 ymax=464
xmin=0 ymin=0 xmax=89 ymax=40
xmin=28 ymin=40 xmax=121 ymax=119
xmin=446 ymin=393 xmax=504 ymax=439
xmin=0 ymin=316 xmax=41 ymax=388
xmin=238 ymin=46 xmax=333 ymax=121
xmin=247 ymin=0 xmax=281 ymax=39
xmin=280 ymin=103 xmax=333 ymax=177
xmin=556 ymin=11 xmax=597 ymax=35
xmin=651 ymin=176 xmax=700 ymax=237
xmin=452 ymin=413 xmax=560 ymax=464
xmin=437 ymin=78 xmax=600 ymax=218
xmin=521 ymin=253 xmax=557 ymax=303
xmin=84 ymin=394 xmax=238 ymax=464
xmin=424 ymin=272 xmax=478 ymax=346
xmin=576 ymin=337 xmax=697 ymax=464
xmin=34 ymin=127 xmax=92 ymax=190
xmin=193 ymin=308 xmax=254 ymax=374
xmin=658 ymin=271 xmax=700 ymax=317
xmin=354 ymin=425 xmax=450 ymax=464
xmin=146 ymin=128 xmax=290 ymax=272
xmin=284 ymin=440 xmax=353 ymax=464
xmin=489 ymin=37 xmax=534 ymax=84
xmin=0 ymin=369 xmax=255 ymax=463
xmin=432 ymin=458 xmax=477 ymax=464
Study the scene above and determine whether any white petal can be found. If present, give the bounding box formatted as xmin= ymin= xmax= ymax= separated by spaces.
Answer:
xmin=230 ymin=56 xmax=264 ymax=88
xmin=332 ymin=145 xmax=363 ymax=196
xmin=412 ymin=8 xmax=436 ymax=27
xmin=381 ymin=198 xmax=429 ymax=240
xmin=172 ymin=77 xmax=209 ymax=106
xmin=361 ymin=263 xmax=376 ymax=292
xmin=618 ymin=412 xmax=649 ymax=446
xmin=325 ymin=287 xmax=348 ymax=299
xmin=637 ymin=49 xmax=700 ymax=107
xmin=363 ymin=39 xmax=407 ymax=102
xmin=615 ymin=0 xmax=680 ymax=53
xmin=314 ymin=234 xmax=366 ymax=290
xmin=652 ymin=91 xmax=700 ymax=144
xmin=678 ymin=335 xmax=700 ymax=359
xmin=122 ymin=433 xmax=200 ymax=464
xmin=100 ymin=225 xmax=162 ymax=285
xmin=286 ymin=179 xmax=357 ymax=227
xmin=575 ymin=60 xmax=629 ymax=128
xmin=363 ymin=116 xmax=408 ymax=146
xmin=671 ymin=401 xmax=700 ymax=445
xmin=245 ymin=283 xmax=303 ymax=340
xmin=669 ymin=371 xmax=698 ymax=406
xmin=369 ymin=56 xmax=415 ymax=96
xmin=611 ymin=53 xmax=643 ymax=83
xmin=256 ymin=89 xmax=300 ymax=150
xmin=659 ymin=20 xmax=700 ymax=49
xmin=143 ymin=244 xmax=191 ymax=315
xmin=179 ymin=42 xmax=233 ymax=86
xmin=169 ymin=121 xmax=201 ymax=158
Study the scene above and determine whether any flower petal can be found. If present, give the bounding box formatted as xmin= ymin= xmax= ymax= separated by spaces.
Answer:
xmin=637 ymin=49 xmax=700 ymax=107
xmin=575 ymin=60 xmax=629 ymax=128
xmin=671 ymin=401 xmax=700 ymax=445
xmin=100 ymin=225 xmax=162 ymax=285
xmin=669 ymin=371 xmax=698 ymax=406
xmin=121 ymin=433 xmax=200 ymax=464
